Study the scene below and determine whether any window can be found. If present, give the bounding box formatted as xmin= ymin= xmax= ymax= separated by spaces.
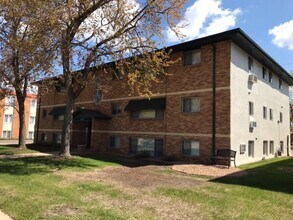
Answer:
xmin=269 ymin=109 xmax=273 ymax=120
xmin=29 ymin=116 xmax=35 ymax=124
xmin=28 ymin=132 xmax=34 ymax=140
xmin=129 ymin=137 xmax=163 ymax=157
xmin=41 ymin=133 xmax=47 ymax=142
xmin=5 ymin=96 xmax=14 ymax=106
xmin=263 ymin=141 xmax=268 ymax=156
xmin=182 ymin=97 xmax=200 ymax=113
xmin=182 ymin=141 xmax=200 ymax=156
xmin=249 ymin=102 xmax=254 ymax=116
xmin=112 ymin=103 xmax=122 ymax=115
xmin=269 ymin=141 xmax=274 ymax=155
xmin=240 ymin=144 xmax=246 ymax=154
xmin=269 ymin=72 xmax=273 ymax=83
xmin=110 ymin=136 xmax=120 ymax=148
xmin=280 ymin=112 xmax=283 ymax=123
xmin=280 ymin=141 xmax=284 ymax=152
xmin=248 ymin=141 xmax=254 ymax=157
xmin=263 ymin=106 xmax=267 ymax=119
xmin=53 ymin=115 xmax=64 ymax=121
xmin=279 ymin=79 xmax=282 ymax=90
xmin=248 ymin=56 xmax=254 ymax=72
xmin=262 ymin=67 xmax=267 ymax=80
xmin=42 ymin=109 xmax=47 ymax=118
xmin=31 ymin=99 xmax=37 ymax=108
xmin=131 ymin=109 xmax=164 ymax=119
xmin=53 ymin=133 xmax=62 ymax=144
xmin=2 ymin=131 xmax=11 ymax=139
xmin=4 ymin=114 xmax=13 ymax=123
xmin=183 ymin=50 xmax=201 ymax=66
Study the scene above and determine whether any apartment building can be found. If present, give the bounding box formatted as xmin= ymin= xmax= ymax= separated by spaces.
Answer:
xmin=36 ymin=28 xmax=293 ymax=165
xmin=0 ymin=93 xmax=37 ymax=140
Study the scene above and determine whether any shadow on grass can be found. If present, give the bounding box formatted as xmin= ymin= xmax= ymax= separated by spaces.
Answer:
xmin=210 ymin=157 xmax=293 ymax=195
xmin=77 ymin=152 xmax=173 ymax=168
xmin=0 ymin=156 xmax=113 ymax=176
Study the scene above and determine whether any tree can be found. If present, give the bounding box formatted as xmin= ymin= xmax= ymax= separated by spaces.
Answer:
xmin=50 ymin=0 xmax=187 ymax=156
xmin=0 ymin=0 xmax=57 ymax=148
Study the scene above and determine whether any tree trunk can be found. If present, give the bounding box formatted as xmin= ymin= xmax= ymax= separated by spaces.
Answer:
xmin=17 ymin=96 xmax=27 ymax=149
xmin=59 ymin=90 xmax=75 ymax=157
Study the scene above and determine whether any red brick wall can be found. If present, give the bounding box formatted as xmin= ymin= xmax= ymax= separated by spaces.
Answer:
xmin=38 ymin=40 xmax=232 ymax=163
xmin=0 ymin=95 xmax=36 ymax=139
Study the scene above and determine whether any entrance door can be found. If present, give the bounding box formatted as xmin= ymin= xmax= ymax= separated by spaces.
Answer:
xmin=86 ymin=121 xmax=92 ymax=148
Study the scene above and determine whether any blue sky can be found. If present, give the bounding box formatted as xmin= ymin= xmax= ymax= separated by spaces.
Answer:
xmin=165 ymin=0 xmax=293 ymax=72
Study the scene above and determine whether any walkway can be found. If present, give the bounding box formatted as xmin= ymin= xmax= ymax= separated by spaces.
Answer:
xmin=0 ymin=210 xmax=12 ymax=220
xmin=0 ymin=152 xmax=54 ymax=159
xmin=0 ymin=139 xmax=33 ymax=146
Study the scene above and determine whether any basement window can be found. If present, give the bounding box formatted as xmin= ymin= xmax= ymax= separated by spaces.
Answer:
xmin=129 ymin=137 xmax=163 ymax=157
xmin=183 ymin=50 xmax=201 ymax=66
xmin=110 ymin=136 xmax=120 ymax=149
xmin=182 ymin=141 xmax=200 ymax=156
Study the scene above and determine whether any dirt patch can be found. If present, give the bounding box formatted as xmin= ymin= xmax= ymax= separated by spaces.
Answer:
xmin=44 ymin=205 xmax=80 ymax=218
xmin=58 ymin=165 xmax=205 ymax=190
xmin=55 ymin=165 xmax=209 ymax=219
xmin=172 ymin=164 xmax=247 ymax=177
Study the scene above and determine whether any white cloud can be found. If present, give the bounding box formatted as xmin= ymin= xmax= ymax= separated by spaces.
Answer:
xmin=269 ymin=20 xmax=293 ymax=50
xmin=166 ymin=0 xmax=241 ymax=42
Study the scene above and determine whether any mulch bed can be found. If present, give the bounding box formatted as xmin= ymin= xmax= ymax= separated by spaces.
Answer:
xmin=172 ymin=164 xmax=248 ymax=177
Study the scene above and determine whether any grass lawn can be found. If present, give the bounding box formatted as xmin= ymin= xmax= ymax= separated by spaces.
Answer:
xmin=158 ymin=157 xmax=293 ymax=219
xmin=0 ymin=145 xmax=37 ymax=155
xmin=0 ymin=148 xmax=292 ymax=219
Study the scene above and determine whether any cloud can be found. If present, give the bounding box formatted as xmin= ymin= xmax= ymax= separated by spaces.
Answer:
xmin=269 ymin=20 xmax=293 ymax=50
xmin=166 ymin=0 xmax=241 ymax=42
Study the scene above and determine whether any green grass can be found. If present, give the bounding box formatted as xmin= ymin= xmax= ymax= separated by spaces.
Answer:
xmin=1 ymin=151 xmax=293 ymax=219
xmin=0 ymin=156 xmax=122 ymax=220
xmin=157 ymin=157 xmax=293 ymax=220
xmin=0 ymin=145 xmax=37 ymax=155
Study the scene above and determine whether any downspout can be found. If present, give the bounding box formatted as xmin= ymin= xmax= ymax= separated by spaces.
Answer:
xmin=212 ymin=44 xmax=217 ymax=162
xmin=164 ymin=70 xmax=168 ymax=157
xmin=35 ymin=95 xmax=41 ymax=144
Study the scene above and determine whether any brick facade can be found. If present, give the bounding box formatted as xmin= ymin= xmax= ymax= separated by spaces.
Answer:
xmin=37 ymin=39 xmax=232 ymax=164
xmin=0 ymin=94 xmax=37 ymax=140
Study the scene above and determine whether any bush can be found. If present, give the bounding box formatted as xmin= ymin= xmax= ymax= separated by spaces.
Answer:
xmin=137 ymin=150 xmax=150 ymax=159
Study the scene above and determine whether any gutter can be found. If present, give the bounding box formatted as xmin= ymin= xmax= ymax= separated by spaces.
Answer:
xmin=212 ymin=44 xmax=216 ymax=161
xmin=35 ymin=95 xmax=41 ymax=143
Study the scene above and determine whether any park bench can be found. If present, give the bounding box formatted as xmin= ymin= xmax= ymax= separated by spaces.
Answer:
xmin=213 ymin=149 xmax=236 ymax=168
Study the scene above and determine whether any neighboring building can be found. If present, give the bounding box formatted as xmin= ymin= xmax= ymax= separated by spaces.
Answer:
xmin=0 ymin=93 xmax=37 ymax=140
xmin=36 ymin=28 xmax=293 ymax=165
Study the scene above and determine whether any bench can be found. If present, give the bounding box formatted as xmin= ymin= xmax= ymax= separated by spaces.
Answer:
xmin=213 ymin=149 xmax=236 ymax=168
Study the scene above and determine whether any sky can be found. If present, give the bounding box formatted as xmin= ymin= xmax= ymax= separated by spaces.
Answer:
xmin=165 ymin=0 xmax=293 ymax=73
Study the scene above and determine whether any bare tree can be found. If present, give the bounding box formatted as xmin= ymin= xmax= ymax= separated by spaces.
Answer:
xmin=49 ymin=0 xmax=187 ymax=156
xmin=0 ymin=0 xmax=57 ymax=148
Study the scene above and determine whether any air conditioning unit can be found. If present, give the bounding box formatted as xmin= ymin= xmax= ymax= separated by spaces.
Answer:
xmin=248 ymin=74 xmax=257 ymax=83
xmin=249 ymin=121 xmax=257 ymax=128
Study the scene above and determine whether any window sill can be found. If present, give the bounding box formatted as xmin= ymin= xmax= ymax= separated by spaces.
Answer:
xmin=182 ymin=63 xmax=201 ymax=68
xmin=130 ymin=118 xmax=164 ymax=120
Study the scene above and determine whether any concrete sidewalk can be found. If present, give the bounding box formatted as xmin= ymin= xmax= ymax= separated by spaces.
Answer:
xmin=0 ymin=139 xmax=33 ymax=145
xmin=0 ymin=152 xmax=55 ymax=159
xmin=0 ymin=210 xmax=12 ymax=220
